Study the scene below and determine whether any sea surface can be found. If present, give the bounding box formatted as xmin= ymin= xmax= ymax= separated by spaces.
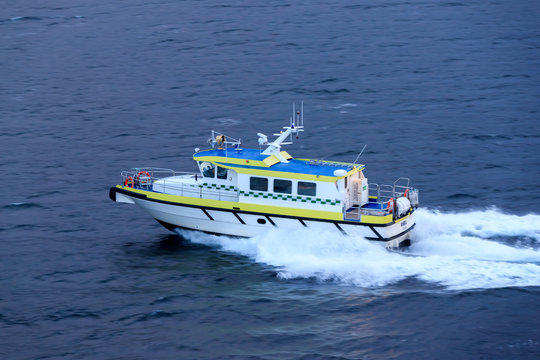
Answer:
xmin=1 ymin=0 xmax=540 ymax=359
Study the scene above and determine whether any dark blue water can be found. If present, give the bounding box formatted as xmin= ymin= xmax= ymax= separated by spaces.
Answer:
xmin=1 ymin=1 xmax=540 ymax=359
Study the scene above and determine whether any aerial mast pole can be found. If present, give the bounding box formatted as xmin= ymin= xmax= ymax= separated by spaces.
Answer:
xmin=259 ymin=102 xmax=305 ymax=163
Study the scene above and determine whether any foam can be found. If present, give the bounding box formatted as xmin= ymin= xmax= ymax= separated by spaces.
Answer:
xmin=178 ymin=208 xmax=540 ymax=290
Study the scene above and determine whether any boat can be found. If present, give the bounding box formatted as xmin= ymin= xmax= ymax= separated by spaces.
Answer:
xmin=109 ymin=104 xmax=419 ymax=248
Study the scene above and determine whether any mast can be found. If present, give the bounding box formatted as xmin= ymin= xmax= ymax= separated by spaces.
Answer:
xmin=259 ymin=103 xmax=305 ymax=163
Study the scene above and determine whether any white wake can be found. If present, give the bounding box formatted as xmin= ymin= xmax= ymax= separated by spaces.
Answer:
xmin=178 ymin=208 xmax=540 ymax=290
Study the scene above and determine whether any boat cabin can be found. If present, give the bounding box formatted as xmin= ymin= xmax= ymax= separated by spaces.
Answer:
xmin=192 ymin=147 xmax=368 ymax=213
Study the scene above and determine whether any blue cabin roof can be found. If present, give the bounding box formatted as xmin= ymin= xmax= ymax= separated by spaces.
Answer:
xmin=193 ymin=148 xmax=363 ymax=178
xmin=196 ymin=148 xmax=267 ymax=161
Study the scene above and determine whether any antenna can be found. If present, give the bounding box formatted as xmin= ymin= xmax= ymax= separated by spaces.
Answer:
xmin=260 ymin=102 xmax=305 ymax=163
xmin=295 ymin=103 xmax=301 ymax=139
xmin=353 ymin=144 xmax=368 ymax=165
xmin=301 ymin=101 xmax=304 ymax=126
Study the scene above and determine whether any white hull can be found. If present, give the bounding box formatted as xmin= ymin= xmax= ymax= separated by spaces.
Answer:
xmin=115 ymin=191 xmax=414 ymax=249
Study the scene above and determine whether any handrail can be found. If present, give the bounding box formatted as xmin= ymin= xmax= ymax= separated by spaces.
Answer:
xmin=393 ymin=177 xmax=410 ymax=188
xmin=348 ymin=178 xmax=418 ymax=219
xmin=120 ymin=168 xmax=199 ymax=191
xmin=393 ymin=177 xmax=411 ymax=197
xmin=306 ymin=159 xmax=360 ymax=167
xmin=122 ymin=167 xmax=197 ymax=178
xmin=119 ymin=168 xmax=239 ymax=202
xmin=156 ymin=180 xmax=239 ymax=201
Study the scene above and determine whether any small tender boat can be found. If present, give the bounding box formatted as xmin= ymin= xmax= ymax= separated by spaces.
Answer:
xmin=109 ymin=104 xmax=419 ymax=248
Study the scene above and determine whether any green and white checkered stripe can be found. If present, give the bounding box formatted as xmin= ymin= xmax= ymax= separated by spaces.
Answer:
xmin=239 ymin=190 xmax=341 ymax=206
xmin=201 ymin=183 xmax=238 ymax=192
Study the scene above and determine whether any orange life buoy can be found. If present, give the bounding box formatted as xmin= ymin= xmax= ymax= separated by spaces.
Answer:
xmin=387 ymin=198 xmax=394 ymax=213
xmin=403 ymin=189 xmax=409 ymax=198
xmin=124 ymin=176 xmax=134 ymax=188
xmin=137 ymin=171 xmax=151 ymax=185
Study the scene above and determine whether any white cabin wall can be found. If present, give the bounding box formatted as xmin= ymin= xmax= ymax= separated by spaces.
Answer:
xmin=193 ymin=163 xmax=240 ymax=201
xmin=237 ymin=174 xmax=342 ymax=212
xmin=317 ymin=182 xmax=342 ymax=202
xmin=226 ymin=168 xmax=238 ymax=186
xmin=237 ymin=173 xmax=251 ymax=191
xmin=198 ymin=164 xmax=238 ymax=187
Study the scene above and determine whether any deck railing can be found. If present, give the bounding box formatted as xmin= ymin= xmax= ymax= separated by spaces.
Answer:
xmin=344 ymin=178 xmax=418 ymax=220
xmin=120 ymin=167 xmax=239 ymax=201
xmin=121 ymin=167 xmax=197 ymax=189
xmin=368 ymin=178 xmax=413 ymax=203
xmin=154 ymin=180 xmax=239 ymax=202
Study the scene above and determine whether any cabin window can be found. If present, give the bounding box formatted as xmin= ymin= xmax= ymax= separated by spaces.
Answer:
xmin=274 ymin=179 xmax=292 ymax=194
xmin=298 ymin=181 xmax=316 ymax=196
xmin=200 ymin=162 xmax=215 ymax=178
xmin=250 ymin=177 xmax=268 ymax=192
xmin=217 ymin=166 xmax=227 ymax=179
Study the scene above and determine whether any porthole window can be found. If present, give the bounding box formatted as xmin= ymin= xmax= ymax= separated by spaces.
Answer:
xmin=298 ymin=181 xmax=316 ymax=196
xmin=274 ymin=179 xmax=292 ymax=194
xmin=257 ymin=218 xmax=266 ymax=224
xmin=250 ymin=177 xmax=268 ymax=191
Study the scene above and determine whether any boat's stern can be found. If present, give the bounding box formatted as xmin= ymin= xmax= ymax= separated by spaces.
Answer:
xmin=383 ymin=213 xmax=415 ymax=249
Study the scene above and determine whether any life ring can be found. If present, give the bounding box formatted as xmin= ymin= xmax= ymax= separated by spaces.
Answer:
xmin=403 ymin=189 xmax=409 ymax=198
xmin=137 ymin=171 xmax=151 ymax=185
xmin=124 ymin=176 xmax=134 ymax=188
xmin=387 ymin=198 xmax=394 ymax=213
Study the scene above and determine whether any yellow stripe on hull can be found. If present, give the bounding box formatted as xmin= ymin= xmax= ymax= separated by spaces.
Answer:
xmin=116 ymin=185 xmax=395 ymax=225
